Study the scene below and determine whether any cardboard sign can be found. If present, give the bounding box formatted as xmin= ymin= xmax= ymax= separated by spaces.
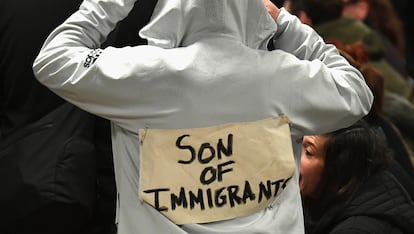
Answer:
xmin=139 ymin=116 xmax=295 ymax=224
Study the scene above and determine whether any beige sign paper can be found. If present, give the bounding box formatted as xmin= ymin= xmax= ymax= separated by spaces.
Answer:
xmin=139 ymin=116 xmax=295 ymax=224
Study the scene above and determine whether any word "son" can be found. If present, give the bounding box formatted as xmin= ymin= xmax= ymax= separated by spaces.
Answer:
xmin=175 ymin=134 xmax=233 ymax=164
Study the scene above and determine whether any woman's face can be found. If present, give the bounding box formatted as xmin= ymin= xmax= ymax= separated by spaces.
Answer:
xmin=299 ymin=135 xmax=328 ymax=197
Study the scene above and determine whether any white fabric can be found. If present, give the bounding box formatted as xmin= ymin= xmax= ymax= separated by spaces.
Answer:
xmin=33 ymin=0 xmax=373 ymax=233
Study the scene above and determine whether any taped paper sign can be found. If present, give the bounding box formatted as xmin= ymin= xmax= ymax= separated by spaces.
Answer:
xmin=139 ymin=116 xmax=295 ymax=224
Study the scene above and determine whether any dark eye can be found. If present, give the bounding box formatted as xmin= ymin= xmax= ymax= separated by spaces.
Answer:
xmin=305 ymin=148 xmax=313 ymax=157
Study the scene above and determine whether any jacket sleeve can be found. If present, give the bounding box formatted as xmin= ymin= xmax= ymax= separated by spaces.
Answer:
xmin=270 ymin=9 xmax=373 ymax=134
xmin=32 ymin=0 xmax=169 ymax=131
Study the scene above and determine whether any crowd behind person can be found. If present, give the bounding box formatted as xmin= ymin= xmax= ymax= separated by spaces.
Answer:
xmin=283 ymin=0 xmax=414 ymax=171
xmin=1 ymin=0 xmax=413 ymax=233
xmin=282 ymin=0 xmax=414 ymax=232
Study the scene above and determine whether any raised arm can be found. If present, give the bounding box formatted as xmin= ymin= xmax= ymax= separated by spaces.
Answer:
xmin=32 ymin=0 xmax=159 ymax=130
xmin=262 ymin=0 xmax=373 ymax=134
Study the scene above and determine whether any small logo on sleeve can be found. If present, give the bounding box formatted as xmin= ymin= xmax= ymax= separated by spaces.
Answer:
xmin=84 ymin=49 xmax=103 ymax=68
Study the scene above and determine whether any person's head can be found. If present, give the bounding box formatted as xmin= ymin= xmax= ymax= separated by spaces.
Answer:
xmin=300 ymin=120 xmax=391 ymax=220
xmin=283 ymin=0 xmax=303 ymax=15
xmin=299 ymin=0 xmax=344 ymax=26
xmin=283 ymin=0 xmax=313 ymax=25
xmin=364 ymin=0 xmax=406 ymax=55
xmin=342 ymin=0 xmax=370 ymax=20
xmin=341 ymin=0 xmax=405 ymax=55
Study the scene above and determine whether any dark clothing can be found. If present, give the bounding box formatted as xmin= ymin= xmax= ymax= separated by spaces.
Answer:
xmin=105 ymin=0 xmax=158 ymax=47
xmin=0 ymin=0 xmax=82 ymax=138
xmin=364 ymin=114 xmax=414 ymax=179
xmin=1 ymin=102 xmax=98 ymax=234
xmin=307 ymin=170 xmax=414 ymax=234
xmin=388 ymin=0 xmax=413 ymax=78
xmin=0 ymin=1 xmax=116 ymax=233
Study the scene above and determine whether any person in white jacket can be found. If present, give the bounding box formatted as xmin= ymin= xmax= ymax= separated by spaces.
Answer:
xmin=33 ymin=0 xmax=373 ymax=233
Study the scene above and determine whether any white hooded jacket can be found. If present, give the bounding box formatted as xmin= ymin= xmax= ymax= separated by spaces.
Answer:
xmin=33 ymin=0 xmax=373 ymax=233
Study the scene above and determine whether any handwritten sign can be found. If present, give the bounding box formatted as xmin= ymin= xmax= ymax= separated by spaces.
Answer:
xmin=139 ymin=116 xmax=295 ymax=224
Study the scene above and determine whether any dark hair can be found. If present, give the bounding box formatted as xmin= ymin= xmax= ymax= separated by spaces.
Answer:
xmin=303 ymin=120 xmax=392 ymax=222
xmin=302 ymin=0 xmax=343 ymax=25
xmin=287 ymin=0 xmax=306 ymax=16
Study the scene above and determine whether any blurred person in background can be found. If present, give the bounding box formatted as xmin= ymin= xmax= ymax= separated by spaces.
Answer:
xmin=300 ymin=120 xmax=414 ymax=234
xmin=293 ymin=0 xmax=412 ymax=99
xmin=342 ymin=0 xmax=413 ymax=95
xmin=332 ymin=41 xmax=414 ymax=196
xmin=283 ymin=0 xmax=414 ymax=179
